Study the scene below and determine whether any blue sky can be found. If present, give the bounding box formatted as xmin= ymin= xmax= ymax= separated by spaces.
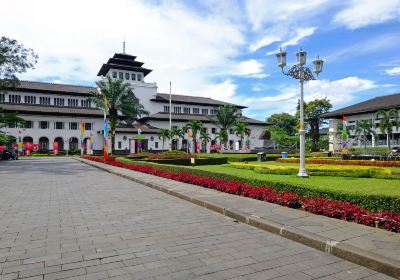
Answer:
xmin=2 ymin=0 xmax=400 ymax=120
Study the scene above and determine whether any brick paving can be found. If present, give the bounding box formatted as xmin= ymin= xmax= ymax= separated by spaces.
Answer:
xmin=0 ymin=157 xmax=395 ymax=279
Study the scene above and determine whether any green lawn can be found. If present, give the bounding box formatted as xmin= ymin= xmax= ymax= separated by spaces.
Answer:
xmin=194 ymin=164 xmax=400 ymax=198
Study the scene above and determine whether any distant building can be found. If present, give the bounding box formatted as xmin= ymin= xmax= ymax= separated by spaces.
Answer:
xmin=322 ymin=93 xmax=400 ymax=152
xmin=0 ymin=53 xmax=267 ymax=153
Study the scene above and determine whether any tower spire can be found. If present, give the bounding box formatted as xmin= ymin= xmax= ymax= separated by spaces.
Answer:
xmin=123 ymin=36 xmax=126 ymax=54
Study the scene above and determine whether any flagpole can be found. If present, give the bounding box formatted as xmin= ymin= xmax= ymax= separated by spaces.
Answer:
xmin=169 ymin=81 xmax=172 ymax=151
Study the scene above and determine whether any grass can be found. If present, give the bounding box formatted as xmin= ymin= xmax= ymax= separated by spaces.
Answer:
xmin=194 ymin=164 xmax=400 ymax=198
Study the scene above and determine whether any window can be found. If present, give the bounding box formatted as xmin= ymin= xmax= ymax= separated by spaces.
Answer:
xmin=174 ymin=106 xmax=182 ymax=114
xmin=40 ymin=121 xmax=49 ymax=129
xmin=24 ymin=121 xmax=33 ymax=129
xmin=8 ymin=122 xmax=17 ymax=128
xmin=137 ymin=74 xmax=142 ymax=81
xmin=119 ymin=72 xmax=123 ymax=79
xmin=24 ymin=96 xmax=36 ymax=104
xmin=193 ymin=108 xmax=199 ymax=114
xmin=85 ymin=123 xmax=92 ymax=130
xmin=0 ymin=93 xmax=5 ymax=102
xmin=172 ymin=125 xmax=178 ymax=129
xmin=112 ymin=71 xmax=117 ymax=78
xmin=183 ymin=107 xmax=190 ymax=114
xmin=54 ymin=98 xmax=64 ymax=106
xmin=155 ymin=142 xmax=158 ymax=149
xmin=125 ymin=73 xmax=130 ymax=80
xmin=54 ymin=122 xmax=64 ymax=130
xmin=81 ymin=100 xmax=91 ymax=108
xmin=164 ymin=106 xmax=170 ymax=113
xmin=212 ymin=128 xmax=216 ymax=134
xmin=40 ymin=97 xmax=50 ymax=105
xmin=68 ymin=99 xmax=78 ymax=107
xmin=9 ymin=94 xmax=21 ymax=103
xmin=201 ymin=108 xmax=209 ymax=115
xmin=202 ymin=128 xmax=207 ymax=133
xmin=118 ymin=142 xmax=122 ymax=149
xmin=210 ymin=109 xmax=216 ymax=115
xmin=69 ymin=122 xmax=78 ymax=130
xmin=131 ymin=73 xmax=136 ymax=80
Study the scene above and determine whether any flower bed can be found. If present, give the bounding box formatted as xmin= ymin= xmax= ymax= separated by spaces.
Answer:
xmin=81 ymin=156 xmax=400 ymax=233
xmin=230 ymin=162 xmax=394 ymax=179
xmin=277 ymin=158 xmax=400 ymax=167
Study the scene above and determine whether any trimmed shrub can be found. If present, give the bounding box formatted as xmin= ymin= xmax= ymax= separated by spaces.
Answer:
xmin=146 ymin=157 xmax=228 ymax=166
xmin=277 ymin=158 xmax=400 ymax=167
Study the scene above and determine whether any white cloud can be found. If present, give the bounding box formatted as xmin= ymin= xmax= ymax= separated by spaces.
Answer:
xmin=333 ymin=0 xmax=400 ymax=29
xmin=282 ymin=27 xmax=316 ymax=47
xmin=385 ymin=66 xmax=400 ymax=75
xmin=0 ymin=0 xmax=247 ymax=104
xmin=232 ymin=59 xmax=269 ymax=79
xmin=235 ymin=76 xmax=377 ymax=118
xmin=249 ymin=35 xmax=281 ymax=52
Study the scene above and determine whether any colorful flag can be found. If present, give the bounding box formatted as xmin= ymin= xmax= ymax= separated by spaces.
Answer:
xmin=89 ymin=131 xmax=94 ymax=155
xmin=342 ymin=116 xmax=348 ymax=152
xmin=136 ymin=124 xmax=142 ymax=153
xmin=80 ymin=120 xmax=85 ymax=150
xmin=187 ymin=129 xmax=191 ymax=152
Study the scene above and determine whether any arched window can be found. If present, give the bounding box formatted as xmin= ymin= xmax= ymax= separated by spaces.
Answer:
xmin=39 ymin=137 xmax=49 ymax=151
xmin=69 ymin=137 xmax=79 ymax=150
xmin=54 ymin=137 xmax=64 ymax=151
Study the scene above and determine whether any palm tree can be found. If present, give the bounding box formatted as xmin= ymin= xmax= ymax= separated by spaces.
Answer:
xmin=214 ymin=105 xmax=240 ymax=132
xmin=89 ymin=76 xmax=148 ymax=152
xmin=200 ymin=130 xmax=211 ymax=153
xmin=184 ymin=120 xmax=203 ymax=153
xmin=171 ymin=127 xmax=183 ymax=150
xmin=158 ymin=128 xmax=171 ymax=151
xmin=352 ymin=119 xmax=375 ymax=149
xmin=215 ymin=129 xmax=228 ymax=149
xmin=233 ymin=122 xmax=247 ymax=151
xmin=376 ymin=109 xmax=399 ymax=151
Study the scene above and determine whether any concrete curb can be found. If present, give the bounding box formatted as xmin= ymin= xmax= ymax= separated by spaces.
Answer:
xmin=77 ymin=158 xmax=400 ymax=279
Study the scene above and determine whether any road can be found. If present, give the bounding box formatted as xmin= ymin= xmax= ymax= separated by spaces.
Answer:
xmin=0 ymin=157 xmax=394 ymax=279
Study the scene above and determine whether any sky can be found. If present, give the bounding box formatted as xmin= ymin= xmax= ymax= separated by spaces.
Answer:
xmin=2 ymin=0 xmax=400 ymax=121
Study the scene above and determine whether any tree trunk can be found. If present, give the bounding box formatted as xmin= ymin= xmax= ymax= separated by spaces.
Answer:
xmin=109 ymin=109 xmax=118 ymax=155
xmin=241 ymin=135 xmax=244 ymax=151
xmin=387 ymin=133 xmax=390 ymax=151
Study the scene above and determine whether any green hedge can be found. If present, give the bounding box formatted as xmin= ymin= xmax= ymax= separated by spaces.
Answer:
xmin=117 ymin=157 xmax=400 ymax=212
xmin=146 ymin=157 xmax=228 ymax=166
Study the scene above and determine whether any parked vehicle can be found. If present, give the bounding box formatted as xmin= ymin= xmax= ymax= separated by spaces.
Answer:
xmin=0 ymin=147 xmax=18 ymax=160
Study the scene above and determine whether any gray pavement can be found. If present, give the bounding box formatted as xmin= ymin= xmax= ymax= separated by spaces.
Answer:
xmin=0 ymin=157 xmax=395 ymax=279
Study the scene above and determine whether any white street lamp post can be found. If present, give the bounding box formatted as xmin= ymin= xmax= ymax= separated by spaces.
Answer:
xmin=276 ymin=47 xmax=324 ymax=178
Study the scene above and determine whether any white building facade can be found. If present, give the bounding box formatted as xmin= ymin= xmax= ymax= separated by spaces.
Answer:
xmin=323 ymin=93 xmax=400 ymax=152
xmin=0 ymin=53 xmax=267 ymax=154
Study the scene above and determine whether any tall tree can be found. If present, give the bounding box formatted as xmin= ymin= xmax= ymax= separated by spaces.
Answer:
xmin=184 ymin=120 xmax=203 ymax=153
xmin=200 ymin=130 xmax=211 ymax=153
xmin=214 ymin=105 xmax=240 ymax=131
xmin=215 ymin=129 xmax=228 ymax=149
xmin=0 ymin=107 xmax=25 ymax=145
xmin=89 ymin=76 xmax=148 ymax=152
xmin=170 ymin=127 xmax=183 ymax=150
xmin=0 ymin=37 xmax=38 ymax=90
xmin=376 ymin=109 xmax=399 ymax=151
xmin=352 ymin=119 xmax=375 ymax=149
xmin=296 ymin=98 xmax=332 ymax=152
xmin=158 ymin=128 xmax=171 ymax=151
xmin=266 ymin=113 xmax=297 ymax=136
xmin=233 ymin=122 xmax=247 ymax=151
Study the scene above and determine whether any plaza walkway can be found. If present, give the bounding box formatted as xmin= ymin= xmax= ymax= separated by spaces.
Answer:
xmin=0 ymin=157 xmax=396 ymax=279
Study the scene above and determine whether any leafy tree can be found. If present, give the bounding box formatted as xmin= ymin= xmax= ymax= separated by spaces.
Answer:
xmin=215 ymin=129 xmax=228 ymax=148
xmin=268 ymin=126 xmax=298 ymax=148
xmin=0 ymin=107 xmax=25 ymax=145
xmin=376 ymin=109 xmax=399 ymax=151
xmin=296 ymin=98 xmax=332 ymax=152
xmin=89 ymin=76 xmax=148 ymax=152
xmin=0 ymin=36 xmax=38 ymax=90
xmin=200 ymin=130 xmax=211 ymax=152
xmin=233 ymin=122 xmax=247 ymax=151
xmin=184 ymin=120 xmax=203 ymax=153
xmin=214 ymin=105 xmax=240 ymax=131
xmin=158 ymin=128 xmax=171 ymax=150
xmin=170 ymin=127 xmax=183 ymax=150
xmin=352 ymin=119 xmax=376 ymax=149
xmin=266 ymin=113 xmax=297 ymax=136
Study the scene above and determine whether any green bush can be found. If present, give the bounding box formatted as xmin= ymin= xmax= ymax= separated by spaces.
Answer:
xmin=116 ymin=157 xmax=400 ymax=212
xmin=161 ymin=150 xmax=188 ymax=155
xmin=146 ymin=157 xmax=227 ymax=166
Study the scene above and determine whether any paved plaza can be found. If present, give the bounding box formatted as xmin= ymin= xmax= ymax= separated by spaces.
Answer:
xmin=0 ymin=158 xmax=395 ymax=280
